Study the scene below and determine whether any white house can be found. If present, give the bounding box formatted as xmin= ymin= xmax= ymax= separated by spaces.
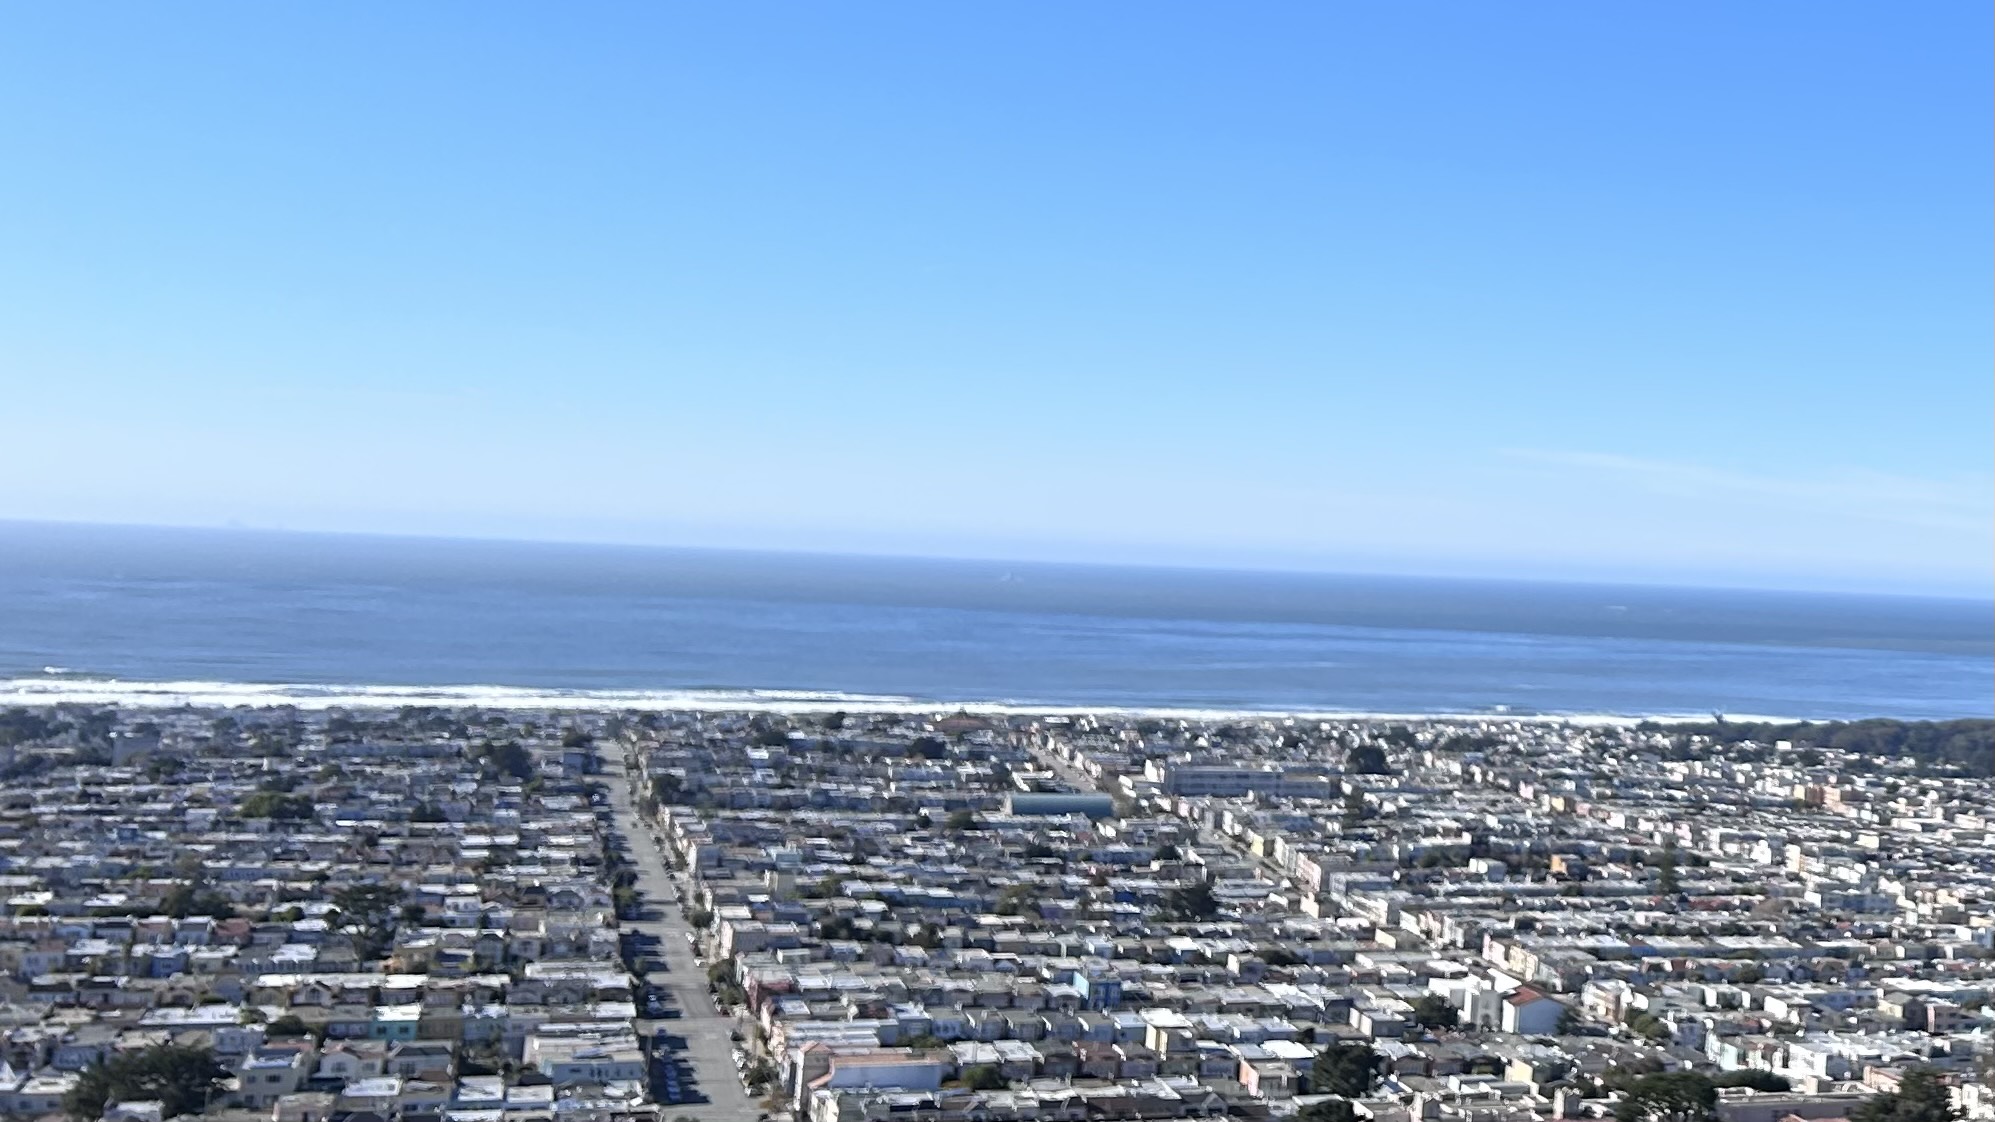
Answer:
xmin=1500 ymin=988 xmax=1565 ymax=1036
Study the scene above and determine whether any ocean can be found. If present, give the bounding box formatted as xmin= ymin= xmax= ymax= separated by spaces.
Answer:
xmin=0 ymin=521 xmax=1988 ymax=720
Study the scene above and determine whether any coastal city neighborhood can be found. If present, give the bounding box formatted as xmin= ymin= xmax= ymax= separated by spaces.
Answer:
xmin=2 ymin=11 xmax=1985 ymax=1122
xmin=0 ymin=704 xmax=1986 ymax=1122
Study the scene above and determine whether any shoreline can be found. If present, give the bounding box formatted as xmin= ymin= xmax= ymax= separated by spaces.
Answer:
xmin=0 ymin=674 xmax=1879 ymax=726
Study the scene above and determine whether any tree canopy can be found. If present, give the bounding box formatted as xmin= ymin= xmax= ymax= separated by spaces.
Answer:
xmin=1712 ymin=1071 xmax=1791 ymax=1093
xmin=1311 ymin=1042 xmax=1379 ymax=1098
xmin=332 ymin=883 xmax=407 ymax=956
xmin=473 ymin=740 xmax=535 ymax=780
xmin=1614 ymin=1072 xmax=1717 ymax=1122
xmin=1348 ymin=744 xmax=1391 ymax=775
xmin=1851 ymin=1069 xmax=1961 ymax=1122
xmin=266 ymin=1014 xmax=311 ymax=1038
xmin=159 ymin=882 xmax=235 ymax=919
xmin=960 ymin=1064 xmax=1008 ymax=1091
xmin=237 ymin=791 xmax=314 ymax=820
xmin=1159 ymin=881 xmax=1219 ymax=922
xmin=1409 ymin=994 xmax=1460 ymax=1030
xmin=65 ymin=1043 xmax=227 ymax=1120
xmin=1299 ymin=1100 xmax=1358 ymax=1122
xmin=1641 ymin=719 xmax=1993 ymax=776
xmin=1655 ymin=839 xmax=1682 ymax=895
xmin=0 ymin=708 xmax=61 ymax=748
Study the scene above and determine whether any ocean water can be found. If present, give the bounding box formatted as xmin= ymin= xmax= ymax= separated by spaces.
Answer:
xmin=0 ymin=521 xmax=1988 ymax=720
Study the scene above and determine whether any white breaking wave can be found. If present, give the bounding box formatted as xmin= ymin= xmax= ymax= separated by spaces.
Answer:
xmin=0 ymin=676 xmax=1803 ymax=726
xmin=0 ymin=678 xmax=921 ymax=713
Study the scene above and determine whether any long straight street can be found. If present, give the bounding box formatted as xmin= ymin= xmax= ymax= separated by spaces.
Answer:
xmin=602 ymin=753 xmax=760 ymax=1121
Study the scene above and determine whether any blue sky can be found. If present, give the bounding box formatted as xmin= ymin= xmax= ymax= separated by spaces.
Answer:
xmin=0 ymin=4 xmax=1988 ymax=596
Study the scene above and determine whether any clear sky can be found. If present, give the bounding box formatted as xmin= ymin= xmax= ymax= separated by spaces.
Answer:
xmin=1 ymin=4 xmax=1988 ymax=597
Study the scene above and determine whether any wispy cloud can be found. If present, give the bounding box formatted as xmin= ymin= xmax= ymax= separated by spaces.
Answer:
xmin=1500 ymin=448 xmax=1992 ymax=534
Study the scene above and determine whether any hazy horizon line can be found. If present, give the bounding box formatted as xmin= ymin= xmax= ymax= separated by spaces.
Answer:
xmin=8 ymin=514 xmax=1991 ymax=605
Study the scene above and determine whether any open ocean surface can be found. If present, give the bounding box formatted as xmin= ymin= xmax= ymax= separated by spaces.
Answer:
xmin=0 ymin=521 xmax=1988 ymax=720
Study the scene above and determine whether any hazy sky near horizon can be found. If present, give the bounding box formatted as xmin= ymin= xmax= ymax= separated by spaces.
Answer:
xmin=1 ymin=5 xmax=1988 ymax=596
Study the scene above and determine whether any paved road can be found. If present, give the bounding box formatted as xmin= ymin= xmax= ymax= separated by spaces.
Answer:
xmin=603 ymin=755 xmax=761 ymax=1121
xmin=1028 ymin=746 xmax=1107 ymax=802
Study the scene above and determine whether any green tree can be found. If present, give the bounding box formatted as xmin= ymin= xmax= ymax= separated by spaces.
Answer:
xmin=238 ymin=791 xmax=315 ymax=820
xmin=1656 ymin=838 xmax=1681 ymax=895
xmin=332 ymin=883 xmax=407 ymax=957
xmin=1713 ymin=1072 xmax=1790 ymax=1092
xmin=159 ymin=882 xmax=236 ymax=919
xmin=708 ymin=958 xmax=744 ymax=1006
xmin=994 ymin=885 xmax=1036 ymax=916
xmin=960 ymin=1064 xmax=1007 ymax=1091
xmin=334 ymin=884 xmax=406 ymax=928
xmin=266 ymin=1014 xmax=311 ymax=1038
xmin=1410 ymin=995 xmax=1460 ymax=1030
xmin=1348 ymin=744 xmax=1390 ymax=774
xmin=144 ymin=755 xmax=185 ymax=781
xmin=65 ymin=1044 xmax=228 ymax=1120
xmin=0 ymin=709 xmax=59 ymax=748
xmin=1160 ymin=881 xmax=1219 ymax=921
xmin=1300 ymin=1101 xmax=1358 ymax=1122
xmin=1340 ymin=787 xmax=1372 ymax=828
xmin=1623 ymin=1009 xmax=1672 ymax=1044
xmin=1851 ymin=1069 xmax=1960 ymax=1122
xmin=1636 ymin=718 xmax=1993 ymax=777
xmin=1311 ymin=1042 xmax=1379 ymax=1097
xmin=1615 ymin=1072 xmax=1716 ymax=1122
xmin=475 ymin=740 xmax=534 ymax=781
